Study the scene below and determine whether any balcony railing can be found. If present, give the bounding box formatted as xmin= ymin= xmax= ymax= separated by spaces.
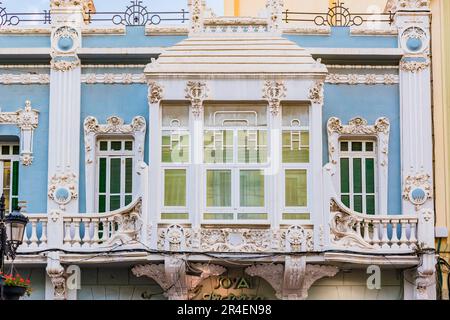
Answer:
xmin=283 ymin=1 xmax=394 ymax=27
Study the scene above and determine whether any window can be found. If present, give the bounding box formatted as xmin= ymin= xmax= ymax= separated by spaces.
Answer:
xmin=339 ymin=140 xmax=376 ymax=215
xmin=161 ymin=105 xmax=189 ymax=220
xmin=282 ymin=105 xmax=310 ymax=221
xmin=96 ymin=139 xmax=134 ymax=213
xmin=203 ymin=104 xmax=268 ymax=221
xmin=0 ymin=143 xmax=20 ymax=211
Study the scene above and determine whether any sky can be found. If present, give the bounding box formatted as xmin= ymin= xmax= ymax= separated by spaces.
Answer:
xmin=1 ymin=0 xmax=225 ymax=17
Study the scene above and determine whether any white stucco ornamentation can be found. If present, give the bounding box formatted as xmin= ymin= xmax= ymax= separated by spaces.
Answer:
xmin=50 ymin=59 xmax=81 ymax=72
xmin=403 ymin=172 xmax=433 ymax=210
xmin=185 ymin=81 xmax=209 ymax=117
xmin=326 ymin=73 xmax=399 ymax=85
xmin=262 ymin=80 xmax=287 ymax=116
xmin=246 ymin=259 xmax=339 ymax=300
xmin=107 ymin=198 xmax=143 ymax=245
xmin=48 ymin=172 xmax=78 ymax=210
xmin=308 ymin=81 xmax=324 ymax=105
xmin=148 ymin=81 xmax=164 ymax=104
xmin=0 ymin=100 xmax=40 ymax=166
xmin=46 ymin=252 xmax=67 ymax=300
xmin=400 ymin=59 xmax=430 ymax=73
xmin=0 ymin=74 xmax=50 ymax=85
xmin=188 ymin=0 xmax=203 ymax=33
xmin=266 ymin=0 xmax=284 ymax=32
xmin=385 ymin=0 xmax=430 ymax=11
xmin=82 ymin=73 xmax=146 ymax=84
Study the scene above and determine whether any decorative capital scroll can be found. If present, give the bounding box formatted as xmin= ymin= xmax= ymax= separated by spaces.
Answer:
xmin=262 ymin=80 xmax=287 ymax=116
xmin=84 ymin=116 xmax=146 ymax=134
xmin=308 ymin=81 xmax=324 ymax=105
xmin=0 ymin=100 xmax=40 ymax=166
xmin=185 ymin=81 xmax=209 ymax=118
xmin=148 ymin=81 xmax=164 ymax=104
xmin=327 ymin=117 xmax=390 ymax=136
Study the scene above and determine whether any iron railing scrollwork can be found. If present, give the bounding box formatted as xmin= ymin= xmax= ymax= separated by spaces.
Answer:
xmin=283 ymin=1 xmax=394 ymax=27
xmin=84 ymin=0 xmax=189 ymax=26
xmin=0 ymin=2 xmax=51 ymax=27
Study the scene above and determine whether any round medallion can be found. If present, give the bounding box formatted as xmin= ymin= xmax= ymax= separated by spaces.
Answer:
xmin=58 ymin=36 xmax=74 ymax=52
xmin=54 ymin=187 xmax=71 ymax=205
xmin=406 ymin=37 xmax=422 ymax=52
xmin=410 ymin=187 xmax=427 ymax=205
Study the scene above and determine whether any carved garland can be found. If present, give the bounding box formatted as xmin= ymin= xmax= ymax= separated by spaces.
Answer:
xmin=402 ymin=172 xmax=433 ymax=210
xmin=148 ymin=81 xmax=164 ymax=104
xmin=0 ymin=100 xmax=40 ymax=166
xmin=262 ymin=80 xmax=287 ymax=116
xmin=400 ymin=59 xmax=430 ymax=73
xmin=48 ymin=171 xmax=78 ymax=210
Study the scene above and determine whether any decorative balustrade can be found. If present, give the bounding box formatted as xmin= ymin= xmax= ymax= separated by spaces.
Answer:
xmin=20 ymin=214 xmax=48 ymax=252
xmin=203 ymin=17 xmax=268 ymax=33
xmin=62 ymin=197 xmax=143 ymax=249
xmin=330 ymin=199 xmax=419 ymax=252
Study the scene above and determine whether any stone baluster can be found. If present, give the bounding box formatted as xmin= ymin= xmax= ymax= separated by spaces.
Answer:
xmin=29 ymin=220 xmax=39 ymax=248
xmin=390 ymin=220 xmax=400 ymax=249
xmin=381 ymin=220 xmax=390 ymax=249
xmin=81 ymin=219 xmax=91 ymax=248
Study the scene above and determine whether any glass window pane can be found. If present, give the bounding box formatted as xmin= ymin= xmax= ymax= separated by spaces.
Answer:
xmin=12 ymin=146 xmax=19 ymax=155
xmin=354 ymin=195 xmax=363 ymax=213
xmin=340 ymin=158 xmax=350 ymax=194
xmin=164 ymin=169 xmax=186 ymax=207
xmin=238 ymin=213 xmax=267 ymax=220
xmin=282 ymin=105 xmax=309 ymax=127
xmin=162 ymin=105 xmax=189 ymax=127
xmin=353 ymin=158 xmax=362 ymax=193
xmin=1 ymin=146 xmax=9 ymax=155
xmin=366 ymin=142 xmax=374 ymax=152
xmin=125 ymin=158 xmax=133 ymax=194
xmin=240 ymin=170 xmax=265 ymax=207
xmin=282 ymin=213 xmax=310 ymax=220
xmin=341 ymin=195 xmax=350 ymax=208
xmin=366 ymin=195 xmax=375 ymax=215
xmin=365 ymin=158 xmax=375 ymax=194
xmin=238 ymin=131 xmax=267 ymax=164
xmin=340 ymin=141 xmax=349 ymax=152
xmin=125 ymin=195 xmax=132 ymax=206
xmin=125 ymin=141 xmax=133 ymax=151
xmin=282 ymin=131 xmax=309 ymax=163
xmin=352 ymin=142 xmax=363 ymax=152
xmin=203 ymin=213 xmax=234 ymax=220
xmin=204 ymin=105 xmax=267 ymax=127
xmin=204 ymin=130 xmax=233 ymax=164
xmin=111 ymin=141 xmax=122 ymax=151
xmin=99 ymin=141 xmax=108 ymax=151
xmin=206 ymin=170 xmax=231 ymax=207
xmin=161 ymin=213 xmax=189 ymax=220
xmin=162 ymin=131 xmax=189 ymax=163
xmin=98 ymin=195 xmax=106 ymax=213
xmin=285 ymin=170 xmax=307 ymax=207
xmin=110 ymin=158 xmax=121 ymax=194
xmin=12 ymin=161 xmax=19 ymax=196
xmin=110 ymin=195 xmax=121 ymax=211
xmin=99 ymin=158 xmax=107 ymax=193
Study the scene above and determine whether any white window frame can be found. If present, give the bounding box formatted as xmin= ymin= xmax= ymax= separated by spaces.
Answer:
xmin=326 ymin=117 xmax=390 ymax=216
xmin=281 ymin=106 xmax=312 ymax=223
xmin=337 ymin=139 xmax=378 ymax=215
xmin=83 ymin=116 xmax=146 ymax=213
xmin=0 ymin=143 xmax=20 ymax=212
xmin=202 ymin=107 xmax=269 ymax=224
xmin=95 ymin=139 xmax=135 ymax=213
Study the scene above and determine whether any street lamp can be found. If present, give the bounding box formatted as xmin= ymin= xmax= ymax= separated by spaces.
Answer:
xmin=0 ymin=194 xmax=29 ymax=273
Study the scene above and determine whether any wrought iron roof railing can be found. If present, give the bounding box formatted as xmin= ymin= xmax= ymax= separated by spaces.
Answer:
xmin=283 ymin=1 xmax=394 ymax=27
xmin=0 ymin=0 xmax=188 ymax=27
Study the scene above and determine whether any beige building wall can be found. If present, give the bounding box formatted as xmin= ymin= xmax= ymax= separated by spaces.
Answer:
xmin=223 ymin=0 xmax=390 ymax=17
xmin=432 ymin=0 xmax=450 ymax=300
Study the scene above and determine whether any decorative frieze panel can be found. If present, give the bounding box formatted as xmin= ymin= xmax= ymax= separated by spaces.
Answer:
xmin=82 ymin=73 xmax=146 ymax=84
xmin=0 ymin=100 xmax=40 ymax=165
xmin=0 ymin=74 xmax=50 ymax=84
xmin=262 ymin=80 xmax=287 ymax=116
xmin=400 ymin=58 xmax=430 ymax=73
xmin=326 ymin=73 xmax=399 ymax=85
xmin=157 ymin=225 xmax=314 ymax=253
